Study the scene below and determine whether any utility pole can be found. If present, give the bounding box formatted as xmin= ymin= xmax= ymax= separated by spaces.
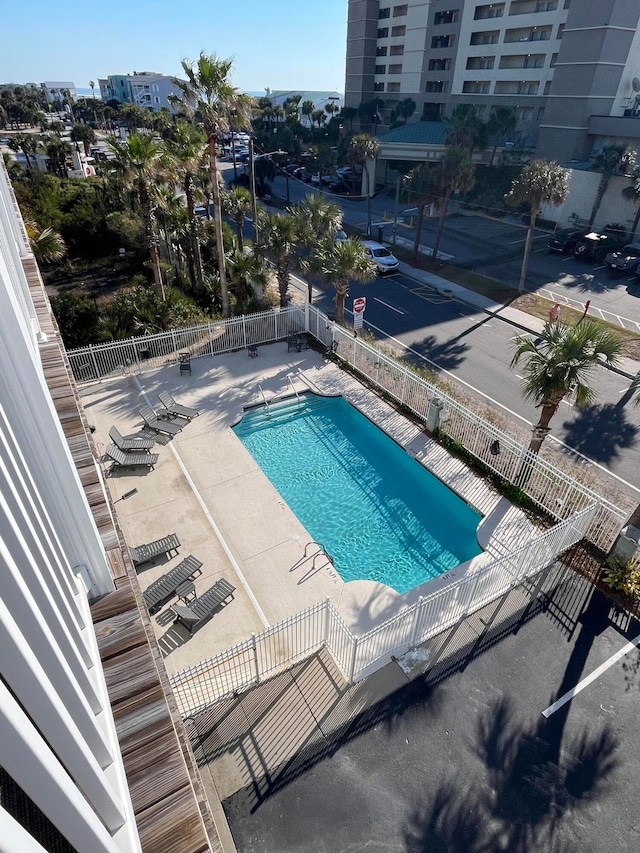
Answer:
xmin=249 ymin=138 xmax=258 ymax=243
xmin=392 ymin=175 xmax=400 ymax=248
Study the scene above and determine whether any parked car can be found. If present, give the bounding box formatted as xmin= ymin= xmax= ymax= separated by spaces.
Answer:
xmin=334 ymin=230 xmax=348 ymax=244
xmin=362 ymin=240 xmax=399 ymax=274
xmin=326 ymin=179 xmax=350 ymax=194
xmin=605 ymin=242 xmax=640 ymax=272
xmin=573 ymin=231 xmax=628 ymax=262
xmin=547 ymin=227 xmax=589 ymax=254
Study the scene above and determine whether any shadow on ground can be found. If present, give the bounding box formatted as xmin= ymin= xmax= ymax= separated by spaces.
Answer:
xmin=561 ymin=404 xmax=638 ymax=463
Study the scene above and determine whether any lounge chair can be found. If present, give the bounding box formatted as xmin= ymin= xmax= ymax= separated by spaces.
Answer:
xmin=129 ymin=533 xmax=180 ymax=566
xmin=105 ymin=444 xmax=159 ymax=470
xmin=142 ymin=554 xmax=204 ymax=613
xmin=179 ymin=352 xmax=192 ymax=376
xmin=171 ymin=578 xmax=236 ymax=633
xmin=287 ymin=334 xmax=299 ymax=353
xmin=139 ymin=404 xmax=182 ymax=435
xmin=158 ymin=391 xmax=199 ymax=420
xmin=109 ymin=426 xmax=156 ymax=453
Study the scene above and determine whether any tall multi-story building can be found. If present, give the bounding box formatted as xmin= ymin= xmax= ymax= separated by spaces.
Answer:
xmin=346 ymin=0 xmax=640 ymax=161
xmin=41 ymin=81 xmax=77 ymax=105
xmin=98 ymin=72 xmax=183 ymax=113
xmin=0 ymin=159 xmax=218 ymax=850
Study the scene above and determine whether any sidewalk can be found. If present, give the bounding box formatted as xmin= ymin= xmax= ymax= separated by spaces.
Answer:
xmin=397 ymin=260 xmax=640 ymax=381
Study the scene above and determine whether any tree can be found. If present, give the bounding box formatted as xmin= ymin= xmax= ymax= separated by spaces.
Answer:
xmin=171 ymin=52 xmax=249 ymax=318
xmin=119 ymin=103 xmax=150 ymax=133
xmin=89 ymin=80 xmax=96 ymax=100
xmin=341 ymin=106 xmax=357 ymax=132
xmin=107 ymin=133 xmax=165 ymax=299
xmin=163 ymin=121 xmax=208 ymax=288
xmin=511 ymin=319 xmax=623 ymax=454
xmin=622 ymin=165 xmax=640 ymax=239
xmin=226 ymin=248 xmax=269 ymax=314
xmin=41 ymin=135 xmax=73 ymax=178
xmin=403 ymin=164 xmax=438 ymax=264
xmin=256 ymin=212 xmax=299 ymax=307
xmin=347 ymin=133 xmax=379 ymax=235
xmin=222 ymin=186 xmax=253 ymax=252
xmin=311 ymin=109 xmax=326 ymax=128
xmin=306 ymin=239 xmax=376 ymax=325
xmin=301 ymin=99 xmax=315 ymax=127
xmin=71 ymin=122 xmax=96 ymax=155
xmin=396 ymin=97 xmax=417 ymax=125
xmin=587 ymin=144 xmax=635 ymax=228
xmin=445 ymin=105 xmax=488 ymax=155
xmin=505 ymin=159 xmax=568 ymax=294
xmin=25 ymin=220 xmax=66 ymax=263
xmin=431 ymin=146 xmax=476 ymax=262
xmin=51 ymin=292 xmax=100 ymax=348
xmin=7 ymin=132 xmax=38 ymax=171
xmin=487 ymin=107 xmax=517 ymax=167
xmin=290 ymin=194 xmax=343 ymax=302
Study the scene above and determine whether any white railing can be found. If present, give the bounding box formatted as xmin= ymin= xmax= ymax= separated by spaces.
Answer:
xmin=66 ymin=302 xmax=627 ymax=550
xmin=170 ymin=504 xmax=596 ymax=718
xmin=66 ymin=306 xmax=306 ymax=382
xmin=313 ymin=307 xmax=626 ymax=551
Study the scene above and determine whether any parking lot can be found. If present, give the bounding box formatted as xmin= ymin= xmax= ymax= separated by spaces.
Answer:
xmin=213 ymin=559 xmax=640 ymax=853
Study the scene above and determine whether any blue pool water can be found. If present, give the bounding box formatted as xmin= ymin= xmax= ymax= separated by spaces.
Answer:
xmin=233 ymin=394 xmax=481 ymax=594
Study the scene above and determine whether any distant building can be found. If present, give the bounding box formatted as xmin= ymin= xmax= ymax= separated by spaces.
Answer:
xmin=41 ymin=81 xmax=76 ymax=104
xmin=268 ymin=90 xmax=343 ymax=126
xmin=98 ymin=72 xmax=183 ymax=113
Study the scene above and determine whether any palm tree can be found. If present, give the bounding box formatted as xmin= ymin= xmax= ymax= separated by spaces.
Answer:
xmin=171 ymin=52 xmax=248 ymax=318
xmin=222 ymin=186 xmax=253 ymax=253
xmin=163 ymin=121 xmax=208 ymax=288
xmin=505 ymin=159 xmax=569 ymax=294
xmin=25 ymin=220 xmax=66 ymax=263
xmin=290 ymin=194 xmax=343 ymax=302
xmin=622 ymin=166 xmax=640 ymax=239
xmin=307 ymin=239 xmax=377 ymax=325
xmin=89 ymin=80 xmax=96 ymax=100
xmin=347 ymin=133 xmax=379 ymax=235
xmin=431 ymin=146 xmax=476 ymax=261
xmin=587 ymin=144 xmax=635 ymax=228
xmin=71 ymin=122 xmax=96 ymax=155
xmin=7 ymin=132 xmax=38 ymax=171
xmin=107 ymin=133 xmax=165 ymax=299
xmin=445 ymin=104 xmax=488 ymax=155
xmin=42 ymin=134 xmax=73 ymax=178
xmin=342 ymin=106 xmax=357 ymax=132
xmin=256 ymin=213 xmax=299 ymax=307
xmin=396 ymin=98 xmax=417 ymax=125
xmin=511 ymin=319 xmax=623 ymax=454
xmin=226 ymin=248 xmax=269 ymax=314
xmin=487 ymin=106 xmax=517 ymax=167
xmin=311 ymin=109 xmax=326 ymax=128
xmin=403 ymin=164 xmax=438 ymax=263
xmin=301 ymin=100 xmax=315 ymax=127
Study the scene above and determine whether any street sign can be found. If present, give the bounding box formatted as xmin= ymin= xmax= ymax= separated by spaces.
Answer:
xmin=354 ymin=312 xmax=364 ymax=330
xmin=353 ymin=297 xmax=366 ymax=314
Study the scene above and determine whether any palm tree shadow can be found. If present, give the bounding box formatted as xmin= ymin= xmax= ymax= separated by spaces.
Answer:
xmin=408 ymin=334 xmax=469 ymax=371
xmin=561 ymin=403 xmax=638 ymax=463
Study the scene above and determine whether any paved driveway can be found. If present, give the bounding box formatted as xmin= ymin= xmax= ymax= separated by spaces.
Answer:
xmin=216 ymin=561 xmax=640 ymax=852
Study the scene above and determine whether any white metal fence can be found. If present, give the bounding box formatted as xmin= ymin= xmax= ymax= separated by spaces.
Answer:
xmin=66 ymin=306 xmax=306 ymax=382
xmin=170 ymin=504 xmax=596 ymax=718
xmin=309 ymin=307 xmax=626 ymax=551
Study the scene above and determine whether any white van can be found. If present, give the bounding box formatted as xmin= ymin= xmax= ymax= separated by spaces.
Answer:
xmin=362 ymin=240 xmax=399 ymax=274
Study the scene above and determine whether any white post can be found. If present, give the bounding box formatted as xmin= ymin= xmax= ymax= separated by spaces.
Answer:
xmin=348 ymin=636 xmax=358 ymax=683
xmin=252 ymin=633 xmax=260 ymax=685
xmin=242 ymin=314 xmax=247 ymax=349
xmin=323 ymin=596 xmax=331 ymax=643
xmin=410 ymin=597 xmax=424 ymax=646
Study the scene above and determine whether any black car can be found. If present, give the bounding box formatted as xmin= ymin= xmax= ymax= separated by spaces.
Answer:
xmin=573 ymin=231 xmax=628 ymax=262
xmin=547 ymin=227 xmax=589 ymax=254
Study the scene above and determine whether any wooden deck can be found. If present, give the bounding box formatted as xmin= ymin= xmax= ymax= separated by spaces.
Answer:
xmin=22 ymin=252 xmax=224 ymax=852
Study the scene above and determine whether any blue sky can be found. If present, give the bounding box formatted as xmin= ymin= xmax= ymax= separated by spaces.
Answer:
xmin=2 ymin=0 xmax=348 ymax=93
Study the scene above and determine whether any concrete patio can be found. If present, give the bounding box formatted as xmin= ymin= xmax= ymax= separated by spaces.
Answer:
xmin=81 ymin=341 xmax=535 ymax=681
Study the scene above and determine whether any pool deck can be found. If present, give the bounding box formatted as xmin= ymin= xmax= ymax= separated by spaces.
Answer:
xmin=81 ymin=342 xmax=538 ymax=680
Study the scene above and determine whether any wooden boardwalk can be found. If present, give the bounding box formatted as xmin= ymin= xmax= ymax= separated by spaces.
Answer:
xmin=22 ymin=252 xmax=223 ymax=852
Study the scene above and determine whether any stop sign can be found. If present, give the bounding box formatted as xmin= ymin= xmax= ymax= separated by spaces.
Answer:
xmin=353 ymin=297 xmax=366 ymax=314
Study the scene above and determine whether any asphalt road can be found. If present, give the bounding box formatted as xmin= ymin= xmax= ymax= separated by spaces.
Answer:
xmin=311 ymin=270 xmax=640 ymax=495
xmin=222 ymin=564 xmax=640 ymax=853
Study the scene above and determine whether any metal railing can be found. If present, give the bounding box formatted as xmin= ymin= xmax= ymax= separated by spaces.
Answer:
xmin=66 ymin=307 xmax=306 ymax=382
xmin=170 ymin=504 xmax=596 ymax=718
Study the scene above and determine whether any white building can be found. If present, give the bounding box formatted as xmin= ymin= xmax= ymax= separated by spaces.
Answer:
xmin=0 ymin=158 xmax=217 ymax=850
xmin=269 ymin=89 xmax=344 ymax=126
xmin=41 ymin=81 xmax=77 ymax=104
xmin=98 ymin=73 xmax=184 ymax=113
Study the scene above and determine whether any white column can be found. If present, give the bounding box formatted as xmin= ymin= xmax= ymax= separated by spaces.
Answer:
xmin=0 ymin=808 xmax=48 ymax=853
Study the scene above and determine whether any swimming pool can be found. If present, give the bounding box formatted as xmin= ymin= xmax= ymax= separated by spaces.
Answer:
xmin=233 ymin=394 xmax=481 ymax=594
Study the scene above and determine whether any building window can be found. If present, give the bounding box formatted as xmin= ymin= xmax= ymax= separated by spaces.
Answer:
xmin=429 ymin=58 xmax=452 ymax=70
xmin=470 ymin=30 xmax=499 ymax=45
xmin=388 ymin=64 xmax=403 ymax=74
xmin=154 ymin=96 xmax=160 ymax=103
xmin=557 ymin=23 xmax=565 ymax=38
xmin=550 ymin=52 xmax=558 ymax=66
xmin=375 ymin=65 xmax=387 ymax=75
xmin=517 ymin=81 xmax=539 ymax=94
xmin=466 ymin=56 xmax=495 ymax=70
xmin=393 ymin=4 xmax=408 ymax=15
xmin=564 ymin=0 xmax=571 ymax=7
xmin=474 ymin=3 xmax=504 ymax=18
xmin=379 ymin=7 xmax=390 ymax=18
xmin=544 ymin=81 xmax=552 ymax=95
xmin=377 ymin=46 xmax=388 ymax=56
xmin=432 ymin=35 xmax=453 ymax=48
xmin=387 ymin=82 xmax=401 ymax=92
xmin=434 ymin=10 xmax=459 ymax=24
xmin=390 ymin=44 xmax=404 ymax=55
xmin=391 ymin=25 xmax=406 ymax=36
xmin=374 ymin=82 xmax=385 ymax=91
xmin=378 ymin=27 xmax=389 ymax=38
xmin=426 ymin=81 xmax=448 ymax=93
xmin=462 ymin=81 xmax=490 ymax=94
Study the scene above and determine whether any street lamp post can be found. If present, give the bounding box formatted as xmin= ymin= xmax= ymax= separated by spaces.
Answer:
xmin=248 ymin=146 xmax=288 ymax=240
